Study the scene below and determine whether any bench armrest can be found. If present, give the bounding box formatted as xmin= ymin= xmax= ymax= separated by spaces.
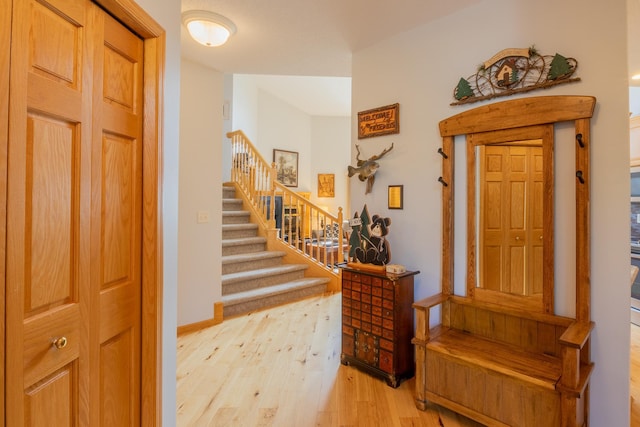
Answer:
xmin=413 ymin=293 xmax=449 ymax=310
xmin=559 ymin=321 xmax=594 ymax=349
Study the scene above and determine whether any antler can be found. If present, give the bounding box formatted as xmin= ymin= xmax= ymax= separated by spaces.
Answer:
xmin=369 ymin=143 xmax=394 ymax=161
xmin=355 ymin=144 xmax=363 ymax=163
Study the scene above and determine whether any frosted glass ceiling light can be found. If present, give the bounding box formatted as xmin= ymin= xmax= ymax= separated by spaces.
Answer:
xmin=182 ymin=10 xmax=236 ymax=47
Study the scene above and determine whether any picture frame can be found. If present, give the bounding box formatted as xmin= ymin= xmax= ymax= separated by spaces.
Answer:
xmin=317 ymin=173 xmax=335 ymax=197
xmin=357 ymin=103 xmax=400 ymax=139
xmin=388 ymin=185 xmax=403 ymax=209
xmin=273 ymin=149 xmax=299 ymax=187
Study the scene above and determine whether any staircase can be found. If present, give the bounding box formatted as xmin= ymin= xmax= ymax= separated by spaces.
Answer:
xmin=221 ymin=185 xmax=330 ymax=318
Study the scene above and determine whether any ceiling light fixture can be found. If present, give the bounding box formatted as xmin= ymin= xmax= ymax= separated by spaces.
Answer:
xmin=182 ymin=10 xmax=236 ymax=47
xmin=633 ymin=74 xmax=640 ymax=81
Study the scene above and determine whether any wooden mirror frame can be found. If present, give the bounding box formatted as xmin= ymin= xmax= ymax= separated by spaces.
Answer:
xmin=438 ymin=95 xmax=595 ymax=318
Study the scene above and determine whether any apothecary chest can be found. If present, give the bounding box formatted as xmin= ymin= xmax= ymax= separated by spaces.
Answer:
xmin=340 ymin=266 xmax=419 ymax=387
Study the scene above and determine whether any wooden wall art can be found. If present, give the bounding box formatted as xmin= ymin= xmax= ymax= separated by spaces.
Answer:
xmin=318 ymin=173 xmax=335 ymax=197
xmin=358 ymin=103 xmax=399 ymax=139
xmin=452 ymin=46 xmax=580 ymax=105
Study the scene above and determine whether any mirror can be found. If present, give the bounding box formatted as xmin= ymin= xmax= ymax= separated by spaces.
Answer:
xmin=467 ymin=126 xmax=554 ymax=309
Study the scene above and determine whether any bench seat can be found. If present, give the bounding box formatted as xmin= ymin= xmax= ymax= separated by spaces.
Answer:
xmin=427 ymin=327 xmax=562 ymax=390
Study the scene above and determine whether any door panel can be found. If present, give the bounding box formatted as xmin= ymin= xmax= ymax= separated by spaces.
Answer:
xmin=7 ymin=0 xmax=89 ymax=424
xmin=7 ymin=0 xmax=143 ymax=424
xmin=97 ymin=11 xmax=143 ymax=426
xmin=25 ymin=366 xmax=76 ymax=427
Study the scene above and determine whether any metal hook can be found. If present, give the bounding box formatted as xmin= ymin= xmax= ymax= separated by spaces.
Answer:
xmin=576 ymin=133 xmax=584 ymax=148
xmin=576 ymin=170 xmax=585 ymax=184
xmin=438 ymin=177 xmax=448 ymax=187
xmin=437 ymin=148 xmax=449 ymax=159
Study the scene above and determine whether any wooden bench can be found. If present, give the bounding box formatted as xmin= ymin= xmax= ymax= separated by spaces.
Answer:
xmin=413 ymin=295 xmax=593 ymax=426
xmin=413 ymin=96 xmax=597 ymax=426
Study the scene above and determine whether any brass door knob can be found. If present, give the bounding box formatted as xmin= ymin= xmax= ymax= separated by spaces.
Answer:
xmin=52 ymin=336 xmax=68 ymax=349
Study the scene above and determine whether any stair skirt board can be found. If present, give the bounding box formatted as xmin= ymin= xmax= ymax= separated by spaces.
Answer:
xmin=221 ymin=278 xmax=330 ymax=318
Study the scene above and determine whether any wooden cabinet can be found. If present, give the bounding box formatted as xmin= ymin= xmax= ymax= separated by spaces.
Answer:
xmin=340 ymin=267 xmax=418 ymax=387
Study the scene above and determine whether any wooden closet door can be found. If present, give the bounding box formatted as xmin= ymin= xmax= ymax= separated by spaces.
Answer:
xmin=93 ymin=11 xmax=143 ymax=427
xmin=5 ymin=0 xmax=143 ymax=425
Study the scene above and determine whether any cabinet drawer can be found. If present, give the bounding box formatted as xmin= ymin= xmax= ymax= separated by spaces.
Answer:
xmin=361 ymin=293 xmax=372 ymax=304
xmin=383 ymin=289 xmax=394 ymax=301
xmin=383 ymin=318 xmax=394 ymax=330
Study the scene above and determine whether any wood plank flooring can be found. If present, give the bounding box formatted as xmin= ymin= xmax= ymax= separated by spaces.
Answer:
xmin=177 ymin=292 xmax=481 ymax=426
xmin=178 ymin=292 xmax=640 ymax=426
xmin=631 ymin=323 xmax=640 ymax=426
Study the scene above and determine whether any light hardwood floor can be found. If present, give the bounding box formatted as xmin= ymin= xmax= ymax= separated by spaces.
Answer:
xmin=178 ymin=293 xmax=640 ymax=426
xmin=631 ymin=323 xmax=640 ymax=426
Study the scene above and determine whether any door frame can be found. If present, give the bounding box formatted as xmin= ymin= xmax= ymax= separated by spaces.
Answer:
xmin=0 ymin=0 xmax=165 ymax=424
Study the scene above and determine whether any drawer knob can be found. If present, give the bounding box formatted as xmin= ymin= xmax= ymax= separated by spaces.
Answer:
xmin=52 ymin=336 xmax=68 ymax=350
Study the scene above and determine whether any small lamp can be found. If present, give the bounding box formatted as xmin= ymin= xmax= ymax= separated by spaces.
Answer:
xmin=182 ymin=10 xmax=236 ymax=47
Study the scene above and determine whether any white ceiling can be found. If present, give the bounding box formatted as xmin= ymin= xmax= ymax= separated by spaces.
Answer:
xmin=180 ymin=0 xmax=640 ymax=116
xmin=180 ymin=0 xmax=483 ymax=116
xmin=180 ymin=0 xmax=484 ymax=77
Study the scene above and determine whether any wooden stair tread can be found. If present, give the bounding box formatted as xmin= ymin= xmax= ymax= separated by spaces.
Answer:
xmin=427 ymin=328 xmax=562 ymax=389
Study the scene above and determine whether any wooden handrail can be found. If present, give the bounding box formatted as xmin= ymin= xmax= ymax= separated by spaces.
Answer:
xmin=227 ymin=130 xmax=346 ymax=268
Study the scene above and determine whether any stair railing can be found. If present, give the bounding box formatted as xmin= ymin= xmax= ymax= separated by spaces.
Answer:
xmin=227 ymin=130 xmax=346 ymax=269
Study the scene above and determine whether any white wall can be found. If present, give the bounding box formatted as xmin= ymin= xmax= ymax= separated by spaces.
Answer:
xmin=178 ymin=59 xmax=223 ymax=326
xmin=126 ymin=0 xmax=180 ymax=424
xmin=351 ymin=0 xmax=629 ymax=424
xmin=230 ymin=75 xmax=351 ymax=210
xmin=311 ymin=116 xmax=351 ymax=213
xmin=257 ymin=89 xmax=313 ymax=191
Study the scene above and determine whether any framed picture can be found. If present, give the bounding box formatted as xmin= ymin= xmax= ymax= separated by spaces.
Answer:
xmin=273 ymin=149 xmax=299 ymax=187
xmin=358 ymin=103 xmax=400 ymax=139
xmin=388 ymin=185 xmax=403 ymax=209
xmin=318 ymin=173 xmax=335 ymax=197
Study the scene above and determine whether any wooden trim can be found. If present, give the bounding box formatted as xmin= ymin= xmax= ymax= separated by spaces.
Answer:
xmin=575 ymin=118 xmax=591 ymax=323
xmin=0 ymin=1 xmax=10 ymax=425
xmin=439 ymin=95 xmax=596 ymax=137
xmin=177 ymin=303 xmax=224 ymax=336
xmin=441 ymin=136 xmax=454 ymax=296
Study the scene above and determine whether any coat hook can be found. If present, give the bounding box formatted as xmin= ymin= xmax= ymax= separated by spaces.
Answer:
xmin=576 ymin=133 xmax=584 ymax=148
xmin=576 ymin=170 xmax=585 ymax=184
xmin=438 ymin=177 xmax=448 ymax=187
xmin=437 ymin=148 xmax=449 ymax=159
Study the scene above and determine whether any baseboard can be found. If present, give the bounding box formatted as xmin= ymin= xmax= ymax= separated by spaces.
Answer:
xmin=177 ymin=301 xmax=224 ymax=336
